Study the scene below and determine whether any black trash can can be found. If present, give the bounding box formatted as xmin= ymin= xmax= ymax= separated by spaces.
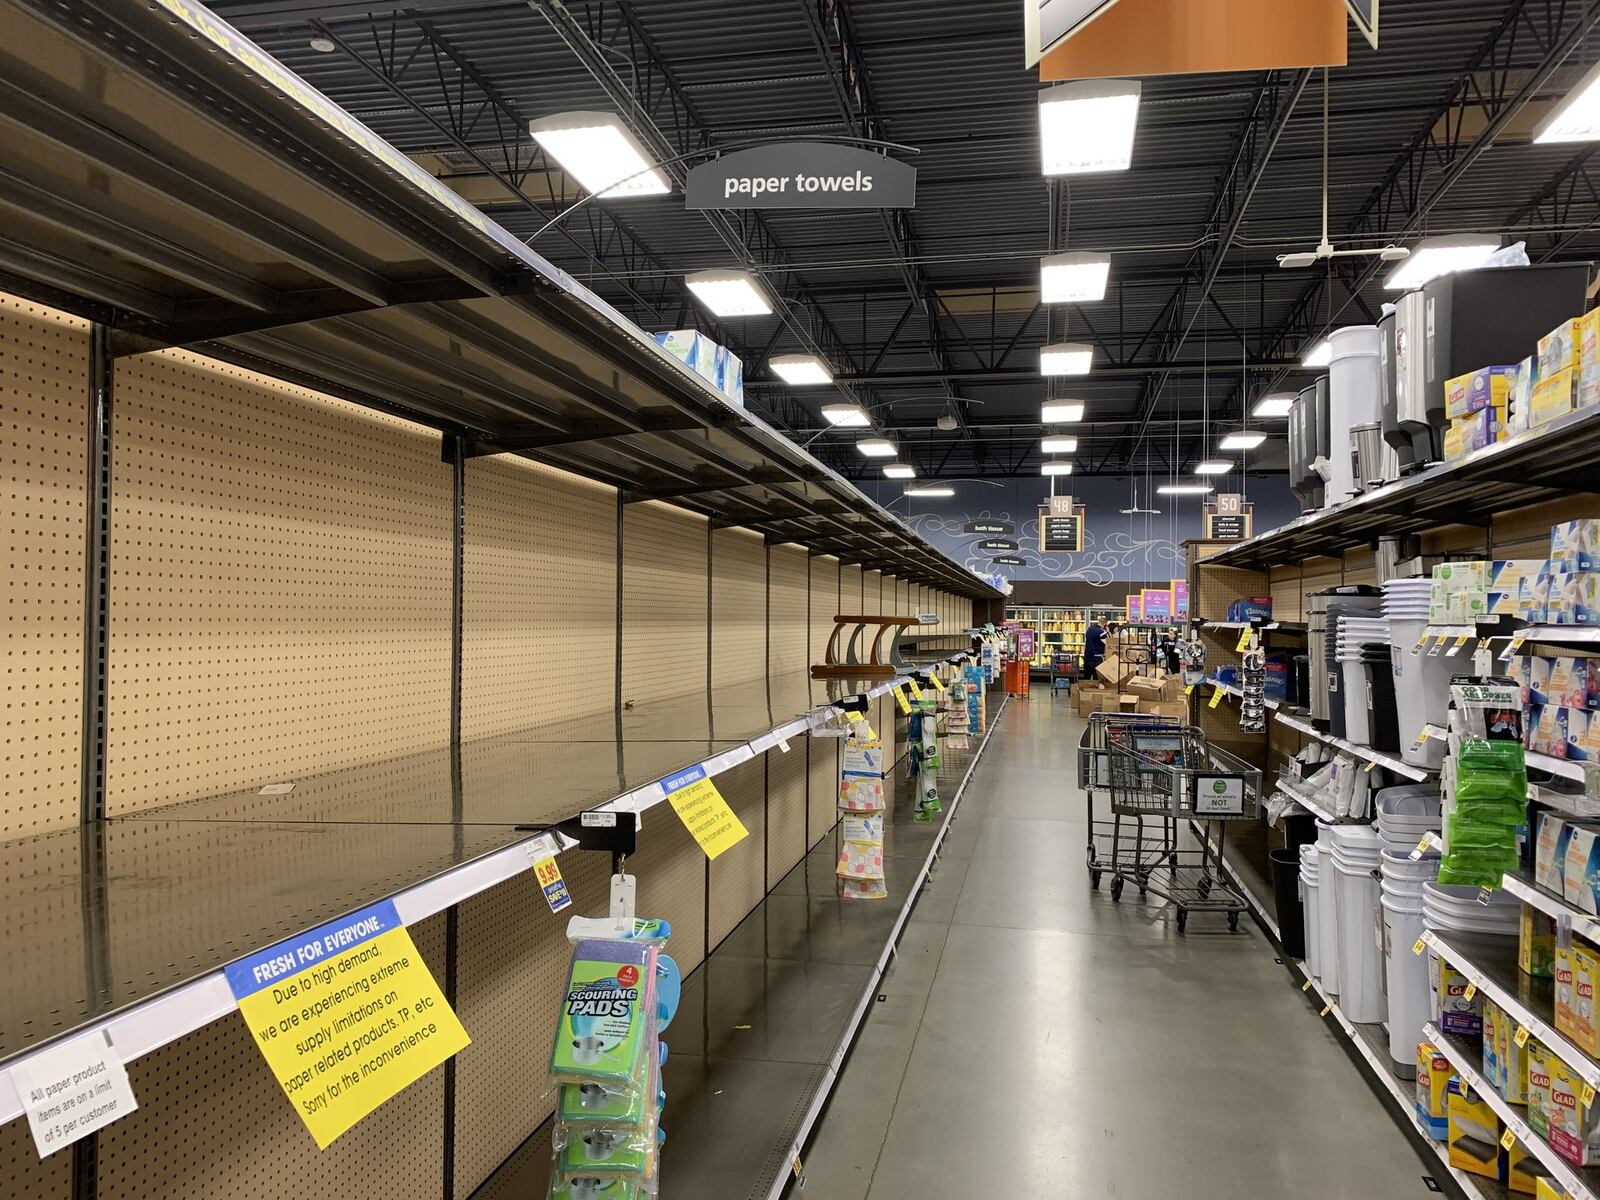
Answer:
xmin=1269 ymin=847 xmax=1305 ymax=959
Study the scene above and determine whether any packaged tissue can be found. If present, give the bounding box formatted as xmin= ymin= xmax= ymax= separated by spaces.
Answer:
xmin=1566 ymin=825 xmax=1600 ymax=913
xmin=1489 ymin=560 xmax=1546 ymax=615
xmin=1521 ymin=573 xmax=1552 ymax=624
xmin=1550 ymin=656 xmax=1590 ymax=709
xmin=1528 ymin=656 xmax=1554 ymax=706
xmin=1552 ymin=520 xmax=1600 ymax=573
xmin=1550 ymin=572 xmax=1600 ymax=625
xmin=1538 ymin=813 xmax=1576 ymax=894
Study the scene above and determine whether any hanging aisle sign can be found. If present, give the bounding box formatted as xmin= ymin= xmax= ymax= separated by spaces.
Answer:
xmin=224 ymin=900 xmax=471 ymax=1148
xmin=686 ymin=143 xmax=916 ymax=210
xmin=992 ymin=555 xmax=1025 ymax=566
xmin=976 ymin=538 xmax=1019 ymax=553
xmin=1204 ymin=493 xmax=1254 ymax=541
xmin=1038 ymin=494 xmax=1086 ymax=553
xmin=662 ymin=764 xmax=749 ymax=859
xmin=964 ymin=520 xmax=1014 ymax=535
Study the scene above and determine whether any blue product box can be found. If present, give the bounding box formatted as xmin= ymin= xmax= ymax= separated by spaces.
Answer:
xmin=1227 ymin=597 xmax=1273 ymax=622
xmin=1263 ymin=654 xmax=1291 ymax=703
xmin=1507 ymin=655 xmax=1531 ymax=705
xmin=1551 ymin=520 xmax=1600 ymax=573
xmin=1551 ymin=655 xmax=1590 ymax=709
xmin=1528 ymin=656 xmax=1553 ymax=706
xmin=1525 ymin=704 xmax=1543 ymax=751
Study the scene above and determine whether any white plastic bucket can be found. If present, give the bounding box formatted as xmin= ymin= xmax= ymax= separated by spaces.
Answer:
xmin=1423 ymin=882 xmax=1519 ymax=935
xmin=1303 ymin=867 xmax=1322 ymax=979
xmin=1341 ymin=659 xmax=1373 ymax=745
xmin=1317 ymin=825 xmax=1340 ymax=995
xmin=1380 ymin=848 xmax=1441 ymax=883
xmin=1328 ymin=325 xmax=1383 ymax=502
xmin=1382 ymin=890 xmax=1430 ymax=1074
xmin=1330 ymin=825 xmax=1385 ymax=1022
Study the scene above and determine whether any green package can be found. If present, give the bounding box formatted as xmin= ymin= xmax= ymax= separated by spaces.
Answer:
xmin=550 ymin=939 xmax=655 ymax=1085
xmin=557 ymin=1125 xmax=655 ymax=1179
xmin=547 ymin=1177 xmax=640 ymax=1199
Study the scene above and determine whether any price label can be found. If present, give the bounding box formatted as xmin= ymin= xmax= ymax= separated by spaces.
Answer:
xmin=1411 ymin=729 xmax=1430 ymax=750
xmin=531 ymin=855 xmax=571 ymax=913
xmin=1463 ymin=983 xmax=1477 ymax=1002
xmin=1363 ymin=759 xmax=1379 ymax=773
xmin=1412 ymin=937 xmax=1427 ymax=956
xmin=1515 ymin=1025 xmax=1531 ymax=1048
xmin=1319 ymin=1005 xmax=1331 ymax=1017
xmin=662 ymin=764 xmax=750 ymax=860
xmin=1412 ymin=633 xmax=1428 ymax=655
xmin=1235 ymin=629 xmax=1252 ymax=653
xmin=906 ymin=680 xmax=923 ymax=700
xmin=1427 ymin=638 xmax=1444 ymax=657
xmin=1446 ymin=635 xmax=1468 ymax=656
xmin=1501 ymin=1127 xmax=1517 ymax=1151
xmin=1209 ymin=685 xmax=1224 ymax=709
xmin=1477 ymin=886 xmax=1494 ymax=906
xmin=927 ymin=672 xmax=946 ymax=693
xmin=1584 ymin=1082 xmax=1597 ymax=1109
xmin=1302 ymin=980 xmax=1312 ymax=992
xmin=891 ymin=686 xmax=912 ymax=715
xmin=1185 ymin=684 xmax=1194 ymax=696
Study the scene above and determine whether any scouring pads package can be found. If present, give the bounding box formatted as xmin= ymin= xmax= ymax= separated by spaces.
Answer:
xmin=550 ymin=939 xmax=658 ymax=1089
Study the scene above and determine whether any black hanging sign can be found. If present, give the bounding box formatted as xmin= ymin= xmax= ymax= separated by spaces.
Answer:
xmin=1203 ymin=494 xmax=1254 ymax=541
xmin=976 ymin=538 xmax=1019 ymax=553
xmin=992 ymin=555 xmax=1025 ymax=566
xmin=964 ymin=520 xmax=1015 ymax=536
xmin=686 ymin=143 xmax=917 ymax=210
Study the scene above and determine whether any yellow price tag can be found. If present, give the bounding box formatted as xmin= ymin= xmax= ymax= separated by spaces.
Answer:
xmin=1583 ymin=1082 xmax=1596 ymax=1109
xmin=1412 ymin=937 xmax=1427 ymax=956
xmin=891 ymin=686 xmax=912 ymax=714
xmin=1463 ymin=983 xmax=1477 ymax=1002
xmin=1515 ymin=1025 xmax=1530 ymax=1048
xmin=226 ymin=902 xmax=472 ymax=1149
xmin=1235 ymin=629 xmax=1252 ymax=653
xmin=532 ymin=855 xmax=571 ymax=914
xmin=907 ymin=680 xmax=924 ymax=700
xmin=1501 ymin=1127 xmax=1517 ymax=1151
xmin=1364 ymin=759 xmax=1379 ymax=773
xmin=1185 ymin=684 xmax=1194 ymax=696
xmin=663 ymin=764 xmax=750 ymax=860
xmin=1319 ymin=1005 xmax=1331 ymax=1017
xmin=1209 ymin=685 xmax=1224 ymax=709
xmin=1301 ymin=980 xmax=1312 ymax=992
xmin=927 ymin=672 xmax=946 ymax=693
xmin=1413 ymin=632 xmax=1428 ymax=652
xmin=1411 ymin=729 xmax=1429 ymax=749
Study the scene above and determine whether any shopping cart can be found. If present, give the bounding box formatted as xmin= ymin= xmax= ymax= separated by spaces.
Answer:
xmin=1077 ymin=712 xmax=1261 ymax=932
xmin=1050 ymin=652 xmax=1078 ymax=698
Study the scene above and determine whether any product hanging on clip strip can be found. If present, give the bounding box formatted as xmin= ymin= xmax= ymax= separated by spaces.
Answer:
xmin=837 ymin=708 xmax=887 ymax=899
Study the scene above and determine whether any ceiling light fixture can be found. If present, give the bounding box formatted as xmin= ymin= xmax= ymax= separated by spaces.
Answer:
xmin=1040 ymin=251 xmax=1111 ymax=303
xmin=1219 ymin=431 xmax=1267 ymax=451
xmin=528 ymin=112 xmax=670 ymax=198
xmin=1039 ymin=79 xmax=1141 ymax=175
xmin=1383 ymin=233 xmax=1501 ymax=291
xmin=883 ymin=463 xmax=917 ymax=479
xmin=1041 ymin=461 xmax=1074 ymax=476
xmin=1535 ymin=59 xmax=1600 ymax=144
xmin=1041 ymin=435 xmax=1079 ymax=453
xmin=1157 ymin=483 xmax=1215 ymax=496
xmin=1040 ymin=342 xmax=1093 ymax=376
xmin=1041 ymin=401 xmax=1085 ymax=423
xmin=1253 ymin=393 xmax=1297 ymax=418
xmin=856 ymin=438 xmax=897 ymax=458
xmin=1302 ymin=339 xmax=1332 ymax=369
xmin=1194 ymin=460 xmax=1233 ymax=475
xmin=685 ymin=269 xmax=772 ymax=317
xmin=904 ymin=485 xmax=954 ymax=497
xmin=821 ymin=403 xmax=871 ymax=427
xmin=768 ymin=353 xmax=832 ymax=385
xmin=308 ymin=35 xmax=337 ymax=52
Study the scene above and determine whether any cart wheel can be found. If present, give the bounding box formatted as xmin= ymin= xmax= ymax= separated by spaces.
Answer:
xmin=1228 ymin=912 xmax=1240 ymax=932
xmin=1197 ymin=877 xmax=1213 ymax=898
xmin=1168 ymin=851 xmax=1179 ymax=867
xmin=1139 ymin=884 xmax=1147 ymax=897
xmin=1111 ymin=877 xmax=1124 ymax=902
xmin=1089 ymin=870 xmax=1102 ymax=890
xmin=1176 ymin=909 xmax=1188 ymax=933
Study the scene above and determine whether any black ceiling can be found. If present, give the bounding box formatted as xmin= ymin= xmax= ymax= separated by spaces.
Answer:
xmin=210 ymin=0 xmax=1600 ymax=479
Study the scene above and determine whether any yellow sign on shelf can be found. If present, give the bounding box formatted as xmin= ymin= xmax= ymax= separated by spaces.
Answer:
xmin=1209 ymin=685 xmax=1224 ymax=709
xmin=891 ymin=685 xmax=912 ymax=714
xmin=224 ymin=900 xmax=471 ymax=1149
xmin=907 ymin=679 xmax=924 ymax=700
xmin=927 ymin=672 xmax=946 ymax=693
xmin=662 ymin=763 xmax=749 ymax=860
xmin=1235 ymin=629 xmax=1252 ymax=653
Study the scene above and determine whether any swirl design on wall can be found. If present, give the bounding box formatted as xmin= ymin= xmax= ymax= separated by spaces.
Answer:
xmin=905 ymin=509 xmax=1184 ymax=585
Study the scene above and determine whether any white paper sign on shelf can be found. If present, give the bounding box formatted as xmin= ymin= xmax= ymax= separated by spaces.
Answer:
xmin=13 ymin=1030 xmax=139 ymax=1158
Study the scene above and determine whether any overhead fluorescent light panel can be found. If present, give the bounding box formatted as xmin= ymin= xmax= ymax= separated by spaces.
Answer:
xmin=1253 ymin=393 xmax=1296 ymax=418
xmin=1040 ymin=342 xmax=1094 ymax=376
xmin=884 ymin=463 xmax=917 ymax=479
xmin=528 ymin=112 xmax=669 ymax=198
xmin=1041 ymin=435 xmax=1079 ymax=452
xmin=1040 ymin=251 xmax=1111 ymax=302
xmin=821 ymin=403 xmax=871 ymax=427
xmin=1041 ymin=401 xmax=1085 ymax=423
xmin=1039 ymin=79 xmax=1140 ymax=176
xmin=1220 ymin=431 xmax=1267 ymax=450
xmin=686 ymin=269 xmax=772 ymax=317
xmin=1383 ymin=234 xmax=1501 ymax=291
xmin=769 ymin=354 xmax=832 ymax=385
xmin=1535 ymin=59 xmax=1600 ymax=144
xmin=1041 ymin=461 xmax=1074 ymax=476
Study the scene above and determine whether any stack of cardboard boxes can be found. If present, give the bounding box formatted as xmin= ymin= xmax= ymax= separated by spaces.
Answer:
xmin=1073 ymin=655 xmax=1186 ymax=719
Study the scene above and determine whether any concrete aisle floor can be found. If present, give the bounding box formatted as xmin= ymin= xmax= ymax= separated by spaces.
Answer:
xmin=802 ymin=695 xmax=1441 ymax=1199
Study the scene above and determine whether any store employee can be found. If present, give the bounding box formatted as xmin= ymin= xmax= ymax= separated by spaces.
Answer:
xmin=1083 ymin=619 xmax=1106 ymax=679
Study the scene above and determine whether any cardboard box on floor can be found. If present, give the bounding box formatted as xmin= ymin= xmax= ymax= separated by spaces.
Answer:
xmin=1074 ymin=686 xmax=1108 ymax=717
xmin=1137 ymin=699 xmax=1186 ymax=719
xmin=1094 ymin=655 xmax=1134 ymax=689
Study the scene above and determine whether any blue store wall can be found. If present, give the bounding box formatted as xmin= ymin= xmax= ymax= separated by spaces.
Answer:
xmin=860 ymin=475 xmax=1300 ymax=586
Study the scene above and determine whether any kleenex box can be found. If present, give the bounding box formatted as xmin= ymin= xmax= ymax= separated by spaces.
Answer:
xmin=1539 ymin=814 xmax=1576 ymax=894
xmin=1551 ymin=572 xmax=1600 ymax=625
xmin=1566 ymin=825 xmax=1600 ymax=915
xmin=1551 ymin=656 xmax=1590 ymax=708
xmin=1552 ymin=520 xmax=1600 ymax=572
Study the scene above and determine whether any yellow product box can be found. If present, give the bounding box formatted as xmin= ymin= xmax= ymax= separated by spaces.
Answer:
xmin=1447 ymin=1078 xmax=1504 ymax=1180
xmin=1533 ymin=365 xmax=1579 ymax=428
xmin=1417 ymin=1040 xmax=1453 ymax=1139
xmin=1547 ymin=1052 xmax=1600 ymax=1166
xmin=1555 ymin=942 xmax=1600 ymax=1056
xmin=1537 ymin=1177 xmax=1563 ymax=1200
xmin=1581 ymin=305 xmax=1600 ymax=372
xmin=1446 ymin=366 xmax=1517 ymax=419
xmin=1529 ymin=1040 xmax=1554 ymax=1141
xmin=1542 ymin=317 xmax=1584 ymax=378
xmin=1507 ymin=1134 xmax=1542 ymax=1194
xmin=1522 ymin=902 xmax=1557 ymax=979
